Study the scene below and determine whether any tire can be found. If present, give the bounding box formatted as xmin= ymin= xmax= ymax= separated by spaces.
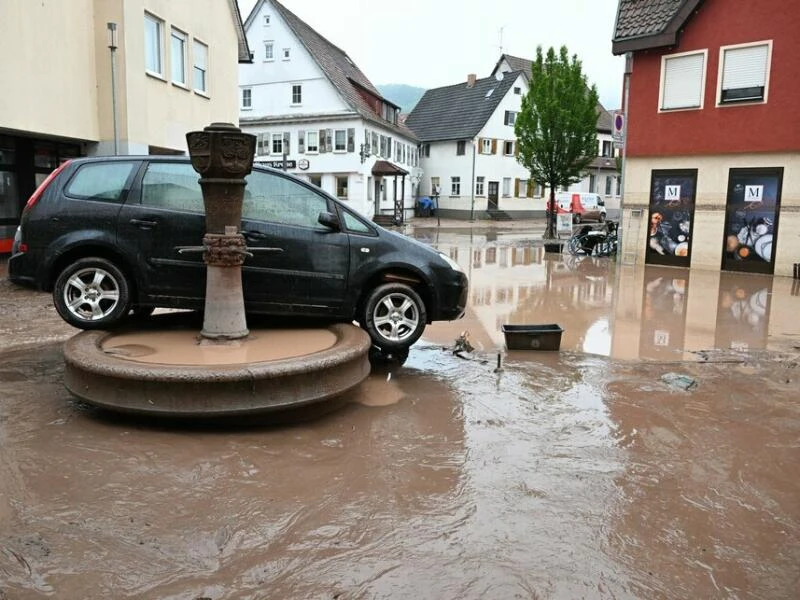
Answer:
xmin=368 ymin=345 xmax=410 ymax=367
xmin=362 ymin=283 xmax=427 ymax=351
xmin=568 ymin=235 xmax=586 ymax=256
xmin=598 ymin=213 xmax=606 ymax=223
xmin=53 ymin=258 xmax=132 ymax=330
xmin=573 ymin=213 xmax=582 ymax=224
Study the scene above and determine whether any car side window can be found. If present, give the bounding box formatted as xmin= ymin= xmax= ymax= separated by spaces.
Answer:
xmin=243 ymin=170 xmax=328 ymax=228
xmin=340 ymin=208 xmax=372 ymax=234
xmin=141 ymin=162 xmax=204 ymax=213
xmin=65 ymin=162 xmax=136 ymax=201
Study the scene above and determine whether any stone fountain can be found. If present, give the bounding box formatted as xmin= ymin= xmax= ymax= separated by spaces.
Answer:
xmin=62 ymin=123 xmax=371 ymax=417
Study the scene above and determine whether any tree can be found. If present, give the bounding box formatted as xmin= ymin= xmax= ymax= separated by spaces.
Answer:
xmin=515 ymin=46 xmax=599 ymax=240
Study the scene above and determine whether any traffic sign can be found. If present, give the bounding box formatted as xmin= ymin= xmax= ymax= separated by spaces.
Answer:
xmin=613 ymin=111 xmax=625 ymax=146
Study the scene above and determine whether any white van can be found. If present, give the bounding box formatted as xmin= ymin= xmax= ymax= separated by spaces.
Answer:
xmin=556 ymin=192 xmax=607 ymax=224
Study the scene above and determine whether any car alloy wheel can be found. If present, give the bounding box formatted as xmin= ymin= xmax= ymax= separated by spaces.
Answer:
xmin=53 ymin=258 xmax=131 ymax=330
xmin=363 ymin=283 xmax=427 ymax=351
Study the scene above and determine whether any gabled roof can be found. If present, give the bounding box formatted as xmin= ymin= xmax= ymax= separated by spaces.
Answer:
xmin=489 ymin=53 xmax=613 ymax=133
xmin=227 ymin=0 xmax=252 ymax=63
xmin=612 ymin=0 xmax=704 ymax=54
xmin=244 ymin=0 xmax=417 ymax=141
xmin=405 ymin=72 xmax=523 ymax=142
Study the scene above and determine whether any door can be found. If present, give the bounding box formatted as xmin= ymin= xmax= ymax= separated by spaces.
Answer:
xmin=118 ymin=160 xmax=207 ymax=301
xmin=720 ymin=167 xmax=783 ymax=275
xmin=488 ymin=181 xmax=499 ymax=210
xmin=240 ymin=169 xmax=350 ymax=315
xmin=645 ymin=169 xmax=697 ymax=268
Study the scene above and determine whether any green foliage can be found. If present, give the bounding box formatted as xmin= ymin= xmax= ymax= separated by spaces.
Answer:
xmin=514 ymin=46 xmax=599 ymax=199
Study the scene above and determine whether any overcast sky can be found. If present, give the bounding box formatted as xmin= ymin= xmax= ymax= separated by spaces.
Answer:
xmin=238 ymin=0 xmax=626 ymax=109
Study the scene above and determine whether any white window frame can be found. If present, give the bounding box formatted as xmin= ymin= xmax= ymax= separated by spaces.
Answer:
xmin=336 ymin=175 xmax=349 ymax=199
xmin=481 ymin=138 xmax=492 ymax=154
xmin=333 ymin=129 xmax=346 ymax=152
xmin=264 ymin=41 xmax=274 ymax=61
xmin=658 ymin=49 xmax=708 ymax=112
xmin=519 ymin=179 xmax=527 ymax=198
xmin=271 ymin=133 xmax=283 ymax=155
xmin=291 ymin=84 xmax=302 ymax=105
xmin=282 ymin=47 xmax=291 ymax=60
xmin=170 ymin=28 xmax=187 ymax=86
xmin=475 ymin=176 xmax=485 ymax=196
xmin=306 ymin=130 xmax=319 ymax=153
xmin=503 ymin=141 xmax=514 ymax=156
xmin=502 ymin=177 xmax=511 ymax=197
xmin=192 ymin=39 xmax=208 ymax=95
xmin=144 ymin=13 xmax=164 ymax=77
xmin=241 ymin=87 xmax=252 ymax=110
xmin=450 ymin=176 xmax=461 ymax=196
xmin=716 ymin=40 xmax=772 ymax=107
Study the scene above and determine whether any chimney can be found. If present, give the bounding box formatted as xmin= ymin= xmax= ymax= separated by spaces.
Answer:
xmin=466 ymin=73 xmax=476 ymax=88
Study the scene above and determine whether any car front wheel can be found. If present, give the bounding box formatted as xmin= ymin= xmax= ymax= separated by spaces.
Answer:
xmin=363 ymin=283 xmax=427 ymax=351
xmin=53 ymin=258 xmax=132 ymax=330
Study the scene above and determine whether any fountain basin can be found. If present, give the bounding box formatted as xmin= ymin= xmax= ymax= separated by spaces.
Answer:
xmin=63 ymin=319 xmax=371 ymax=417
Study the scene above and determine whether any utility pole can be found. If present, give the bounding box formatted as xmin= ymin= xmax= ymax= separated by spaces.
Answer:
xmin=107 ymin=22 xmax=119 ymax=155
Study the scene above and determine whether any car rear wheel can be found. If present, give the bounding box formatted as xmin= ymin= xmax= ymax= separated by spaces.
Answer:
xmin=363 ymin=283 xmax=426 ymax=351
xmin=598 ymin=213 xmax=606 ymax=222
xmin=53 ymin=258 xmax=132 ymax=330
xmin=573 ymin=213 xmax=582 ymax=224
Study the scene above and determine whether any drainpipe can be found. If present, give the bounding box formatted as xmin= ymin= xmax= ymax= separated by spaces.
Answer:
xmin=469 ymin=138 xmax=477 ymax=221
xmin=617 ymin=53 xmax=632 ymax=260
xmin=107 ymin=22 xmax=119 ymax=156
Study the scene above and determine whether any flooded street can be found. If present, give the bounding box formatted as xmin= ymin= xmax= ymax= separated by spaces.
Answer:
xmin=1 ymin=226 xmax=799 ymax=599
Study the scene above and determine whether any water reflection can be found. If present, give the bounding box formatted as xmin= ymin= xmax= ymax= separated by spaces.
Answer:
xmin=416 ymin=229 xmax=798 ymax=360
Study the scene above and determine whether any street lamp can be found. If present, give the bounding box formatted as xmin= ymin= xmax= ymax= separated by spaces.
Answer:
xmin=107 ymin=22 xmax=119 ymax=156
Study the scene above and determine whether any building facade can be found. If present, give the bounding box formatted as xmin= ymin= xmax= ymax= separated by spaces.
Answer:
xmin=0 ymin=0 xmax=249 ymax=252
xmin=613 ymin=0 xmax=799 ymax=277
xmin=239 ymin=0 xmax=419 ymax=222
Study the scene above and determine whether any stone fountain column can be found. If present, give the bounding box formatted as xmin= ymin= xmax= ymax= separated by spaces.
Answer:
xmin=185 ymin=123 xmax=256 ymax=340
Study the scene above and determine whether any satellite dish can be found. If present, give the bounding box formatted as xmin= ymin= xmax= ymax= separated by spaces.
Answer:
xmin=495 ymin=71 xmax=504 ymax=81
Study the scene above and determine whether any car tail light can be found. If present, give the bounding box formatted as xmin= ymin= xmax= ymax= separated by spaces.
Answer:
xmin=23 ymin=159 xmax=72 ymax=213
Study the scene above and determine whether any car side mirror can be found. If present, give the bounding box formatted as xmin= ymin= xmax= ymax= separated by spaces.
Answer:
xmin=318 ymin=211 xmax=340 ymax=231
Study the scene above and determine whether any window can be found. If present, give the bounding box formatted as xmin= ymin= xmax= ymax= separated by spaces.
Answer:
xmin=616 ymin=176 xmax=621 ymax=196
xmin=660 ymin=50 xmax=706 ymax=110
xmin=141 ymin=162 xmax=203 ymax=212
xmin=336 ymin=176 xmax=348 ymax=199
xmin=334 ymin=129 xmax=346 ymax=152
xmin=263 ymin=14 xmax=270 ymax=26
xmin=480 ymin=138 xmax=492 ymax=154
xmin=504 ymin=111 xmax=517 ymax=125
xmin=170 ymin=28 xmax=186 ymax=85
xmin=144 ymin=13 xmax=163 ymax=75
xmin=243 ymin=171 xmax=328 ymax=228
xmin=450 ymin=176 xmax=460 ymax=196
xmin=256 ymin=133 xmax=268 ymax=155
xmin=283 ymin=47 xmax=291 ymax=60
xmin=341 ymin=210 xmax=372 ymax=234
xmin=309 ymin=175 xmax=321 ymax=187
xmin=241 ymin=88 xmax=252 ymax=109
xmin=519 ymin=179 xmax=527 ymax=197
xmin=502 ymin=177 xmax=511 ymax=197
xmin=430 ymin=176 xmax=440 ymax=196
xmin=193 ymin=40 xmax=208 ymax=94
xmin=475 ymin=176 xmax=485 ymax=196
xmin=271 ymin=133 xmax=283 ymax=155
xmin=291 ymin=84 xmax=302 ymax=104
xmin=602 ymin=140 xmax=612 ymax=157
xmin=65 ymin=162 xmax=136 ymax=202
xmin=264 ymin=41 xmax=274 ymax=60
xmin=306 ymin=130 xmax=319 ymax=153
xmin=456 ymin=141 xmax=466 ymax=156
xmin=513 ymin=87 xmax=521 ymax=94
xmin=504 ymin=141 xmax=514 ymax=155
xmin=718 ymin=42 xmax=770 ymax=104
xmin=372 ymin=132 xmax=379 ymax=156
xmin=589 ymin=174 xmax=596 ymax=193
xmin=605 ymin=175 xmax=612 ymax=196
xmin=421 ymin=143 xmax=430 ymax=157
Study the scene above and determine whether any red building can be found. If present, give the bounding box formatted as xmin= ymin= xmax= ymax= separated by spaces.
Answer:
xmin=613 ymin=0 xmax=799 ymax=276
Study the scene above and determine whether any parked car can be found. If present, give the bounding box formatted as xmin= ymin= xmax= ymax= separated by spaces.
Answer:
xmin=9 ymin=156 xmax=468 ymax=356
xmin=556 ymin=192 xmax=607 ymax=224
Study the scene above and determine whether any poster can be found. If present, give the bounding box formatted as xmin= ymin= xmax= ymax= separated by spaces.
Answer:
xmin=645 ymin=169 xmax=697 ymax=268
xmin=721 ymin=168 xmax=783 ymax=275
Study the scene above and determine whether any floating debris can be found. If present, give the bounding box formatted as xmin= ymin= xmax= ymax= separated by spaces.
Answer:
xmin=661 ymin=372 xmax=698 ymax=391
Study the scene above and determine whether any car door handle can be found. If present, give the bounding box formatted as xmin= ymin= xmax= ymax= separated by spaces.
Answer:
xmin=242 ymin=230 xmax=267 ymax=241
xmin=130 ymin=218 xmax=157 ymax=228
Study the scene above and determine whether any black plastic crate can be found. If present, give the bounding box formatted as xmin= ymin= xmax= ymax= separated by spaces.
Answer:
xmin=501 ymin=324 xmax=564 ymax=351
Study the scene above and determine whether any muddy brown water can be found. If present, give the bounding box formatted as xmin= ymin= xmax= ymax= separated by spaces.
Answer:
xmin=1 ymin=232 xmax=799 ymax=599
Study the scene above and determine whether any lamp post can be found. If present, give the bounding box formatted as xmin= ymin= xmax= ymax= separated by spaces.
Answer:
xmin=107 ymin=22 xmax=119 ymax=156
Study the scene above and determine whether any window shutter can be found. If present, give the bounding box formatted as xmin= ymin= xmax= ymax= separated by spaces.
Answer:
xmin=319 ymin=129 xmax=327 ymax=153
xmin=477 ymin=138 xmax=484 ymax=154
xmin=256 ymin=133 xmax=264 ymax=155
xmin=722 ymin=44 xmax=768 ymax=100
xmin=504 ymin=111 xmax=509 ymax=125
xmin=325 ymin=129 xmax=333 ymax=152
xmin=514 ymin=178 xmax=520 ymax=197
xmin=514 ymin=142 xmax=519 ymax=157
xmin=662 ymin=53 xmax=705 ymax=109
xmin=491 ymin=139 xmax=497 ymax=154
xmin=283 ymin=132 xmax=290 ymax=154
xmin=364 ymin=128 xmax=370 ymax=153
xmin=298 ymin=130 xmax=305 ymax=154
xmin=347 ymin=128 xmax=355 ymax=152
xmin=527 ymin=179 xmax=534 ymax=198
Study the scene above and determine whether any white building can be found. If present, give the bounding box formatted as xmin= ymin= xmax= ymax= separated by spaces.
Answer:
xmin=491 ymin=54 xmax=621 ymax=216
xmin=405 ymin=70 xmax=538 ymax=220
xmin=239 ymin=0 xmax=419 ymax=222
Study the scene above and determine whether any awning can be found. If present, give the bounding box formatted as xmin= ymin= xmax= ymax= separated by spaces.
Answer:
xmin=372 ymin=160 xmax=408 ymax=176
